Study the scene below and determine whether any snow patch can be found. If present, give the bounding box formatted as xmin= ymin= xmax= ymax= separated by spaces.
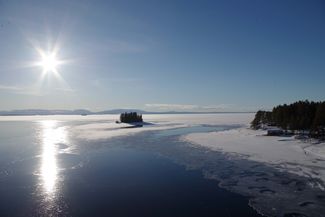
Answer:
xmin=183 ymin=127 xmax=325 ymax=186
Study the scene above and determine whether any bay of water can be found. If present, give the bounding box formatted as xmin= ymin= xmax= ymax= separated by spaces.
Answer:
xmin=0 ymin=119 xmax=261 ymax=217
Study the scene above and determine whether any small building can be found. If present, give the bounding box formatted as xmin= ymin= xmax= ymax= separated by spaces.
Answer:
xmin=267 ymin=129 xmax=284 ymax=136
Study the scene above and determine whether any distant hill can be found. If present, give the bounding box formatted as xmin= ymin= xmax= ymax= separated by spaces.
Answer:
xmin=95 ymin=110 xmax=252 ymax=115
xmin=0 ymin=109 xmax=253 ymax=116
xmin=0 ymin=109 xmax=92 ymax=116
xmin=0 ymin=109 xmax=147 ymax=116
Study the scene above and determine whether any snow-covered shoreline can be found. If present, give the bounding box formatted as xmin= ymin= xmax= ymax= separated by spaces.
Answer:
xmin=182 ymin=126 xmax=325 ymax=188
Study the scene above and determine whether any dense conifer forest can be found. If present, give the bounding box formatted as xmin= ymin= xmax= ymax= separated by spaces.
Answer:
xmin=119 ymin=112 xmax=143 ymax=123
xmin=251 ymin=100 xmax=325 ymax=138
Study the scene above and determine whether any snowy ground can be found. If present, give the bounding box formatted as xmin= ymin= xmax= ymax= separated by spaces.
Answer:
xmin=183 ymin=120 xmax=325 ymax=188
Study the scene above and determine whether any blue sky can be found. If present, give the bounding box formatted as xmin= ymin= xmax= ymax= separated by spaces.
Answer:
xmin=0 ymin=0 xmax=324 ymax=112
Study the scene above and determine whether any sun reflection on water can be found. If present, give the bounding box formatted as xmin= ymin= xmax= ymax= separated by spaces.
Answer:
xmin=40 ymin=120 xmax=67 ymax=195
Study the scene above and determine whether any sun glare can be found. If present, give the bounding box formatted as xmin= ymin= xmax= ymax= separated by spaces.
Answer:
xmin=40 ymin=120 xmax=67 ymax=195
xmin=39 ymin=52 xmax=59 ymax=73
xmin=30 ymin=45 xmax=71 ymax=90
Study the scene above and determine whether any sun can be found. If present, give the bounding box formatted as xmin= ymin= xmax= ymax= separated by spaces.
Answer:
xmin=28 ymin=41 xmax=71 ymax=90
xmin=39 ymin=52 xmax=59 ymax=73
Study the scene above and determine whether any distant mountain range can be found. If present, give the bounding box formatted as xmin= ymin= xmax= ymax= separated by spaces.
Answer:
xmin=0 ymin=109 xmax=252 ymax=116
xmin=0 ymin=109 xmax=93 ymax=116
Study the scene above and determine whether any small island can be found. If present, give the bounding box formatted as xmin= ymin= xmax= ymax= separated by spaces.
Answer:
xmin=118 ymin=112 xmax=143 ymax=123
xmin=251 ymin=100 xmax=325 ymax=139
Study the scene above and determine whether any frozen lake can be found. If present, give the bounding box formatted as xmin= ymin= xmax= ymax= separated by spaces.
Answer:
xmin=0 ymin=114 xmax=324 ymax=217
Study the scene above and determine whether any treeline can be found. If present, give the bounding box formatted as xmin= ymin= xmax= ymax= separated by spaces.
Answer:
xmin=120 ymin=112 xmax=143 ymax=123
xmin=251 ymin=100 xmax=325 ymax=137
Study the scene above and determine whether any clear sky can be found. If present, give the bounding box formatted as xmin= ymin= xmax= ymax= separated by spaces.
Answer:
xmin=0 ymin=0 xmax=324 ymax=112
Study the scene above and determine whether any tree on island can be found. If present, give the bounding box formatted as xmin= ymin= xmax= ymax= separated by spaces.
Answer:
xmin=119 ymin=112 xmax=143 ymax=123
xmin=251 ymin=100 xmax=325 ymax=139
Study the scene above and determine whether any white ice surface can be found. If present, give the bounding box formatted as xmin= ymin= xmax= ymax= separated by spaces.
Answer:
xmin=0 ymin=113 xmax=249 ymax=140
xmin=183 ymin=120 xmax=325 ymax=187
xmin=71 ymin=122 xmax=187 ymax=140
xmin=0 ymin=113 xmax=252 ymax=125
xmin=69 ymin=113 xmax=252 ymax=140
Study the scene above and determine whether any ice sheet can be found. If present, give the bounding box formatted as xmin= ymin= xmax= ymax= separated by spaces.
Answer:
xmin=183 ymin=126 xmax=325 ymax=187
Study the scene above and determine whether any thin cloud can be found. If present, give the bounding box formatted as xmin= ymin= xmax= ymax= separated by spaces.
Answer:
xmin=0 ymin=84 xmax=75 ymax=96
xmin=145 ymin=104 xmax=198 ymax=110
xmin=55 ymin=87 xmax=76 ymax=92
xmin=0 ymin=85 xmax=41 ymax=96
xmin=0 ymin=85 xmax=22 ymax=91
xmin=145 ymin=103 xmax=234 ymax=111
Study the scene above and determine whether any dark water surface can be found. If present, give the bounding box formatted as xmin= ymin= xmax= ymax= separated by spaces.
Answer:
xmin=0 ymin=120 xmax=261 ymax=217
